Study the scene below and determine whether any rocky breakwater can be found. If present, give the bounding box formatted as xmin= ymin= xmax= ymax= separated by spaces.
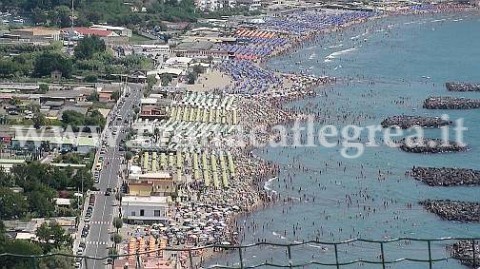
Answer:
xmin=446 ymin=82 xmax=480 ymax=92
xmin=409 ymin=167 xmax=480 ymax=186
xmin=450 ymin=240 xmax=480 ymax=269
xmin=420 ymin=200 xmax=480 ymax=222
xmin=381 ymin=115 xmax=452 ymax=129
xmin=399 ymin=138 xmax=467 ymax=153
xmin=423 ymin=96 xmax=480 ymax=109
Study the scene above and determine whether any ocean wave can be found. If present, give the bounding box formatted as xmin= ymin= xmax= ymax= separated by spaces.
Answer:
xmin=325 ymin=47 xmax=357 ymax=61
xmin=328 ymin=43 xmax=343 ymax=49
xmin=272 ymin=231 xmax=287 ymax=240
xmin=264 ymin=177 xmax=278 ymax=194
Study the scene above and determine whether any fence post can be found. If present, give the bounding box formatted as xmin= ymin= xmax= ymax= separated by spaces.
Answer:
xmin=472 ymin=239 xmax=477 ymax=268
xmin=287 ymin=245 xmax=293 ymax=269
xmin=380 ymin=242 xmax=385 ymax=269
xmin=31 ymin=255 xmax=37 ymax=269
xmin=238 ymin=247 xmax=244 ymax=269
xmin=334 ymin=243 xmax=340 ymax=269
xmin=427 ymin=240 xmax=432 ymax=269
xmin=189 ymin=249 xmax=194 ymax=269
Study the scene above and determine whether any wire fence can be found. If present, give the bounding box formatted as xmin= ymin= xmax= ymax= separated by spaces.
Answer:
xmin=0 ymin=237 xmax=478 ymax=269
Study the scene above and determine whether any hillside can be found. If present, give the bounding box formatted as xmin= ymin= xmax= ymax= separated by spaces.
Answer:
xmin=0 ymin=0 xmax=197 ymax=27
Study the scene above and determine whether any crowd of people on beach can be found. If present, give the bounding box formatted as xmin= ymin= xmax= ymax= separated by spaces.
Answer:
xmin=134 ymin=4 xmax=480 ymax=269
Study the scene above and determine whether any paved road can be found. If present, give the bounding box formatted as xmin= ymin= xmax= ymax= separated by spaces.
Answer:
xmin=82 ymin=83 xmax=143 ymax=269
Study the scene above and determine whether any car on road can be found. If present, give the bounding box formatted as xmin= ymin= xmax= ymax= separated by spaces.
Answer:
xmin=74 ymin=262 xmax=81 ymax=268
xmin=105 ymin=190 xmax=111 ymax=196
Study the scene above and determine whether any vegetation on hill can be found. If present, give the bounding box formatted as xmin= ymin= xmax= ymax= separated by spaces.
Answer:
xmin=1 ymin=0 xmax=198 ymax=27
xmin=0 ymin=36 xmax=151 ymax=80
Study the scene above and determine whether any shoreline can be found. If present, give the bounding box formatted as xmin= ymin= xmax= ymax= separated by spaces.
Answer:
xmin=181 ymin=6 xmax=478 ymax=268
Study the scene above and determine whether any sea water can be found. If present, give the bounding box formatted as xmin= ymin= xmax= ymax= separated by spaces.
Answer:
xmin=209 ymin=13 xmax=480 ymax=269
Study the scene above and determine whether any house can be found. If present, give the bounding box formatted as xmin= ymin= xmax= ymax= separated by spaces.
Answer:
xmin=61 ymin=27 xmax=119 ymax=38
xmin=122 ymin=196 xmax=170 ymax=224
xmin=90 ymin=25 xmax=132 ymax=37
xmin=128 ymin=182 xmax=153 ymax=196
xmin=139 ymin=172 xmax=176 ymax=196
xmin=164 ymin=57 xmax=193 ymax=69
xmin=9 ymin=27 xmax=61 ymax=41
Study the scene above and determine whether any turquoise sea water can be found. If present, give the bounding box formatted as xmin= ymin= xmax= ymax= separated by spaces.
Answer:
xmin=210 ymin=13 xmax=480 ymax=269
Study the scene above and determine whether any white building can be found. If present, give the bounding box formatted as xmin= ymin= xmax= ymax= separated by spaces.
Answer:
xmin=196 ymin=0 xmax=236 ymax=11
xmin=122 ymin=196 xmax=170 ymax=224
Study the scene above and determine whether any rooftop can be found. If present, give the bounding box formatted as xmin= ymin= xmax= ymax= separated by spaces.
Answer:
xmin=122 ymin=196 xmax=168 ymax=204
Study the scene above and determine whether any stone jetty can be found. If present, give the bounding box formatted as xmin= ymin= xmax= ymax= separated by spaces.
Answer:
xmin=423 ymin=96 xmax=480 ymax=109
xmin=446 ymin=82 xmax=480 ymax=92
xmin=420 ymin=200 xmax=480 ymax=222
xmin=409 ymin=167 xmax=480 ymax=186
xmin=399 ymin=138 xmax=467 ymax=153
xmin=381 ymin=115 xmax=451 ymax=129
xmin=450 ymin=240 xmax=480 ymax=268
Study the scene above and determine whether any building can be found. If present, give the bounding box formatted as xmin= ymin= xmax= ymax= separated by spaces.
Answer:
xmin=90 ymin=25 xmax=132 ymax=37
xmin=122 ymin=196 xmax=170 ymax=224
xmin=164 ymin=57 xmax=193 ymax=69
xmin=9 ymin=27 xmax=61 ymax=41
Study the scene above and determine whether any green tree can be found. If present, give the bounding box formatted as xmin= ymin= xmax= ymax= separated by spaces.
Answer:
xmin=110 ymin=233 xmax=122 ymax=248
xmin=49 ymin=5 xmax=72 ymax=28
xmin=33 ymin=113 xmax=46 ymax=129
xmin=186 ymin=72 xmax=197 ymax=84
xmin=0 ymin=187 xmax=28 ymax=219
xmin=74 ymin=36 xmax=107 ymax=60
xmin=36 ymin=221 xmax=73 ymax=253
xmin=40 ymin=247 xmax=74 ymax=269
xmin=111 ymin=91 xmax=120 ymax=101
xmin=61 ymin=110 xmax=85 ymax=129
xmin=125 ymin=151 xmax=133 ymax=161
xmin=27 ymin=188 xmax=55 ymax=218
xmin=0 ymin=239 xmax=43 ymax=268
xmin=39 ymin=84 xmax=49 ymax=93
xmin=33 ymin=52 xmax=72 ymax=78
xmin=192 ymin=64 xmax=205 ymax=74
xmin=113 ymin=217 xmax=123 ymax=233
xmin=86 ymin=92 xmax=99 ymax=102
xmin=160 ymin=73 xmax=172 ymax=86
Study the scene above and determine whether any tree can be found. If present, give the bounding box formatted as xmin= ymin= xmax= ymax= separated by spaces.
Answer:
xmin=74 ymin=36 xmax=106 ymax=60
xmin=0 ymin=240 xmax=43 ymax=268
xmin=86 ymin=92 xmax=99 ymax=102
xmin=0 ymin=187 xmax=28 ymax=219
xmin=39 ymin=84 xmax=49 ymax=93
xmin=49 ymin=6 xmax=72 ymax=28
xmin=27 ymin=189 xmax=55 ymax=218
xmin=33 ymin=52 xmax=72 ymax=78
xmin=160 ymin=73 xmax=172 ymax=86
xmin=186 ymin=72 xmax=197 ymax=84
xmin=33 ymin=113 xmax=46 ymax=129
xmin=192 ymin=64 xmax=205 ymax=74
xmin=110 ymin=233 xmax=122 ymax=247
xmin=40 ymin=247 xmax=74 ymax=269
xmin=61 ymin=110 xmax=85 ymax=129
xmin=125 ymin=152 xmax=133 ymax=161
xmin=36 ymin=221 xmax=73 ymax=253
xmin=113 ymin=217 xmax=123 ymax=233
xmin=111 ymin=91 xmax=120 ymax=101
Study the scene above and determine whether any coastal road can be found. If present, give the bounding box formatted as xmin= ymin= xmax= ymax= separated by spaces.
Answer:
xmin=83 ymin=83 xmax=143 ymax=269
